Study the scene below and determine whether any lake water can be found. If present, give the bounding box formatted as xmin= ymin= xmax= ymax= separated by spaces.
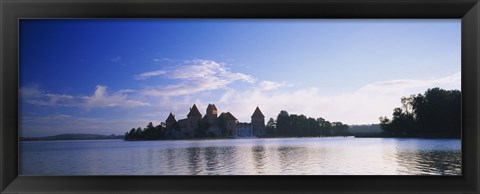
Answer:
xmin=19 ymin=137 xmax=461 ymax=175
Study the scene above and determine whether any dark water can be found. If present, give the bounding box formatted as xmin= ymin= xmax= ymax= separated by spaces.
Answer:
xmin=19 ymin=137 xmax=461 ymax=175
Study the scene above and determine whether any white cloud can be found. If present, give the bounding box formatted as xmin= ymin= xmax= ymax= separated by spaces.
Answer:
xmin=258 ymin=80 xmax=292 ymax=91
xmin=22 ymin=56 xmax=461 ymax=129
xmin=358 ymin=71 xmax=460 ymax=94
xmin=134 ymin=70 xmax=167 ymax=80
xmin=133 ymin=59 xmax=459 ymax=125
xmin=83 ymin=85 xmax=150 ymax=109
xmin=140 ymin=59 xmax=255 ymax=96
xmin=20 ymin=64 xmax=461 ymax=137
xmin=216 ymin=72 xmax=461 ymax=124
xmin=20 ymin=86 xmax=79 ymax=107
xmin=20 ymin=85 xmax=149 ymax=109
xmin=19 ymin=85 xmax=43 ymax=98
xmin=117 ymin=89 xmax=135 ymax=94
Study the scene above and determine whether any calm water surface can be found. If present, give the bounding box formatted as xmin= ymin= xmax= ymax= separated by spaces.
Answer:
xmin=19 ymin=137 xmax=461 ymax=175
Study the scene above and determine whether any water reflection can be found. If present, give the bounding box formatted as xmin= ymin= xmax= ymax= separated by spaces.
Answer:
xmin=251 ymin=145 xmax=266 ymax=174
xmin=277 ymin=146 xmax=309 ymax=174
xmin=186 ymin=147 xmax=202 ymax=175
xmin=165 ymin=148 xmax=176 ymax=172
xmin=204 ymin=147 xmax=219 ymax=174
xmin=19 ymin=138 xmax=462 ymax=175
xmin=397 ymin=150 xmax=462 ymax=175
xmin=219 ymin=147 xmax=238 ymax=174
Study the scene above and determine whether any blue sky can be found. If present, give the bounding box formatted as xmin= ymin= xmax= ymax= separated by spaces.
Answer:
xmin=19 ymin=19 xmax=460 ymax=137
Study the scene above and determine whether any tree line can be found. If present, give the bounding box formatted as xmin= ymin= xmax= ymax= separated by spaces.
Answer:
xmin=124 ymin=111 xmax=351 ymax=140
xmin=124 ymin=122 xmax=166 ymax=140
xmin=124 ymin=88 xmax=460 ymax=140
xmin=265 ymin=110 xmax=350 ymax=137
xmin=124 ymin=116 xmax=232 ymax=140
xmin=379 ymin=88 xmax=461 ymax=138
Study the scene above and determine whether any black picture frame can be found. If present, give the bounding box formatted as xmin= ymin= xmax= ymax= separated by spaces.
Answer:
xmin=1 ymin=0 xmax=479 ymax=193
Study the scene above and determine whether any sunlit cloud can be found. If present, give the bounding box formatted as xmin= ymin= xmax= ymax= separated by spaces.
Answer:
xmin=358 ymin=71 xmax=460 ymax=94
xmin=20 ymin=62 xmax=461 ymax=135
xmin=215 ymin=72 xmax=461 ymax=124
xmin=258 ymin=80 xmax=292 ymax=91
xmin=83 ymin=85 xmax=150 ymax=109
xmin=133 ymin=60 xmax=460 ymax=125
xmin=140 ymin=59 xmax=256 ymax=96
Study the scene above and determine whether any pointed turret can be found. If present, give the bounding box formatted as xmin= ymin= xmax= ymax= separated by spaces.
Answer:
xmin=206 ymin=104 xmax=218 ymax=115
xmin=251 ymin=106 xmax=266 ymax=137
xmin=251 ymin=106 xmax=265 ymax=118
xmin=187 ymin=104 xmax=202 ymax=118
xmin=206 ymin=103 xmax=218 ymax=126
xmin=166 ymin=112 xmax=176 ymax=123
xmin=165 ymin=112 xmax=177 ymax=138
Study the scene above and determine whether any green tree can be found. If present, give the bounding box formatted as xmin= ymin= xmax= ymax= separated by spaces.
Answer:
xmin=154 ymin=124 xmax=164 ymax=139
xmin=276 ymin=110 xmax=290 ymax=136
xmin=380 ymin=88 xmax=461 ymax=138
xmin=143 ymin=122 xmax=155 ymax=139
xmin=317 ymin=117 xmax=331 ymax=136
xmin=135 ymin=127 xmax=143 ymax=139
xmin=266 ymin=118 xmax=276 ymax=136
xmin=124 ymin=128 xmax=137 ymax=140
xmin=307 ymin=117 xmax=318 ymax=136
xmin=331 ymin=122 xmax=349 ymax=136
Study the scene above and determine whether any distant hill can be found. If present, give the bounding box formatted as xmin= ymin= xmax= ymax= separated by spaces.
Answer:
xmin=20 ymin=133 xmax=124 ymax=141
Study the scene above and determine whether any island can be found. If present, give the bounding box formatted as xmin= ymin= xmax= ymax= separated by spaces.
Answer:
xmin=124 ymin=87 xmax=461 ymax=140
xmin=124 ymin=103 xmax=350 ymax=140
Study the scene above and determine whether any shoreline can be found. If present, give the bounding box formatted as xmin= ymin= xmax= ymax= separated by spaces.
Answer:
xmin=20 ymin=135 xmax=461 ymax=142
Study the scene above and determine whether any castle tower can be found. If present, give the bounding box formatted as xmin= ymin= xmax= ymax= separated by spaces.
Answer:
xmin=251 ymin=106 xmax=265 ymax=137
xmin=186 ymin=104 xmax=202 ymax=134
xmin=187 ymin=104 xmax=202 ymax=120
xmin=206 ymin=104 xmax=218 ymax=126
xmin=165 ymin=112 xmax=177 ymax=138
xmin=218 ymin=112 xmax=238 ymax=136
xmin=165 ymin=112 xmax=177 ymax=130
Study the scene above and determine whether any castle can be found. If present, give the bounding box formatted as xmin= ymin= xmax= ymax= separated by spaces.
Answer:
xmin=164 ymin=104 xmax=265 ymax=138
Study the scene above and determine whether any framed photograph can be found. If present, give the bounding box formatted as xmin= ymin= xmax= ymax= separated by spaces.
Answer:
xmin=1 ymin=0 xmax=479 ymax=193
